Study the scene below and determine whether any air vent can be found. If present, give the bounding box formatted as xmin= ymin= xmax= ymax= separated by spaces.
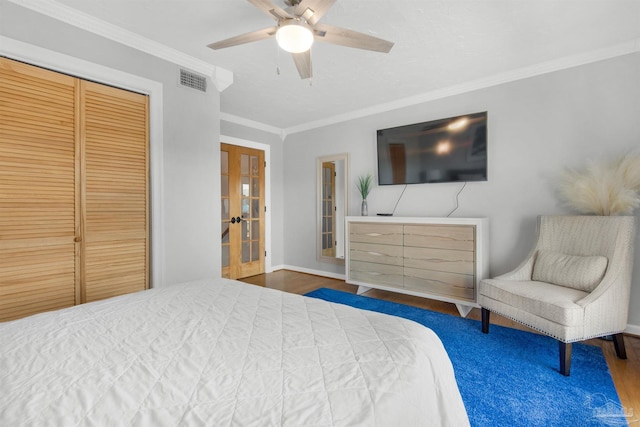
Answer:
xmin=179 ymin=69 xmax=207 ymax=92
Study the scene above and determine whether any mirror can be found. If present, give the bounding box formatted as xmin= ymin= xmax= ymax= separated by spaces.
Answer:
xmin=317 ymin=153 xmax=349 ymax=263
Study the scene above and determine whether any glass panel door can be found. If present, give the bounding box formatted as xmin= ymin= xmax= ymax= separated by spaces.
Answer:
xmin=221 ymin=149 xmax=231 ymax=277
xmin=220 ymin=143 xmax=265 ymax=279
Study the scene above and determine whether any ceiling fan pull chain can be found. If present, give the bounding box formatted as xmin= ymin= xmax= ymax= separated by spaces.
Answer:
xmin=276 ymin=43 xmax=281 ymax=76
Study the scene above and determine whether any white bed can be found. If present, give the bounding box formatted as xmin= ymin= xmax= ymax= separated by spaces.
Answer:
xmin=0 ymin=278 xmax=469 ymax=426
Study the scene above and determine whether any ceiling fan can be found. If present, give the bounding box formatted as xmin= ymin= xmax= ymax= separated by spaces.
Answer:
xmin=207 ymin=0 xmax=394 ymax=79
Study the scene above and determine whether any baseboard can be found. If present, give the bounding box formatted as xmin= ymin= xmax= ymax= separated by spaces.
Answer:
xmin=268 ymin=265 xmax=640 ymax=336
xmin=270 ymin=264 xmax=285 ymax=272
xmin=272 ymin=265 xmax=346 ymax=281
xmin=625 ymin=323 xmax=640 ymax=337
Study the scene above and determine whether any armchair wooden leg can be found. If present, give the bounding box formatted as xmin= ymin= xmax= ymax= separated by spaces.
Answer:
xmin=612 ymin=333 xmax=627 ymax=359
xmin=481 ymin=308 xmax=490 ymax=334
xmin=559 ymin=341 xmax=572 ymax=376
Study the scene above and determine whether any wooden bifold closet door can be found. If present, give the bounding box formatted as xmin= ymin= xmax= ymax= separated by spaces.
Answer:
xmin=0 ymin=58 xmax=149 ymax=322
xmin=82 ymin=81 xmax=149 ymax=303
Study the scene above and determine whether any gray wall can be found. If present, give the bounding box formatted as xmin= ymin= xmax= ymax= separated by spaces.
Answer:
xmin=220 ymin=121 xmax=285 ymax=267
xmin=283 ymin=52 xmax=640 ymax=328
xmin=3 ymin=3 xmax=640 ymax=329
xmin=1 ymin=4 xmax=221 ymax=285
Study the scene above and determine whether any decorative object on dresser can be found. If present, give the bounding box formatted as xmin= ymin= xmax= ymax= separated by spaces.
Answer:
xmin=355 ymin=173 xmax=373 ymax=216
xmin=478 ymin=215 xmax=636 ymax=376
xmin=345 ymin=216 xmax=489 ymax=317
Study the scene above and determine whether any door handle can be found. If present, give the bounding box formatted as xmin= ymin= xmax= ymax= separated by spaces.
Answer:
xmin=230 ymin=216 xmax=242 ymax=224
xmin=236 ymin=216 xmax=241 ymax=223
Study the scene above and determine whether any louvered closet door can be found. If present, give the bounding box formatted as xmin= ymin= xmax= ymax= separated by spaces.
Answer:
xmin=81 ymin=81 xmax=149 ymax=302
xmin=0 ymin=58 xmax=79 ymax=321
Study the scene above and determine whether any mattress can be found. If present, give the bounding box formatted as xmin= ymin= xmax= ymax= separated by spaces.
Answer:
xmin=0 ymin=278 xmax=469 ymax=426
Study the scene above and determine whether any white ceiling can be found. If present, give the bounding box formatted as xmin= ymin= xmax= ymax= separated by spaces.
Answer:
xmin=50 ymin=0 xmax=640 ymax=131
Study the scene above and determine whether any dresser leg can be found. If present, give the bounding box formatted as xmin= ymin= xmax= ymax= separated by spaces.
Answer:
xmin=455 ymin=304 xmax=473 ymax=318
xmin=357 ymin=285 xmax=371 ymax=295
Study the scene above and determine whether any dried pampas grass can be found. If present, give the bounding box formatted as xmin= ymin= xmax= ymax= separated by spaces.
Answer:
xmin=617 ymin=152 xmax=640 ymax=191
xmin=557 ymin=152 xmax=640 ymax=216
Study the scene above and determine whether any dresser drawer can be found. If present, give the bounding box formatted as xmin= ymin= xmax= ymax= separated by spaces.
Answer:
xmin=350 ymin=223 xmax=403 ymax=245
xmin=349 ymin=260 xmax=403 ymax=288
xmin=404 ymin=246 xmax=474 ymax=274
xmin=404 ymin=225 xmax=474 ymax=251
xmin=346 ymin=217 xmax=488 ymax=317
xmin=350 ymin=242 xmax=403 ymax=266
xmin=404 ymin=267 xmax=475 ymax=301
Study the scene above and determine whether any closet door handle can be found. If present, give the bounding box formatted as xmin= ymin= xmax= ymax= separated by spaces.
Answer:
xmin=236 ymin=216 xmax=241 ymax=223
xmin=74 ymin=236 xmax=82 ymax=242
xmin=231 ymin=217 xmax=236 ymax=224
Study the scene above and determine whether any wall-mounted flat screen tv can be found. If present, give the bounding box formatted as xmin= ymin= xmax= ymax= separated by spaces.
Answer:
xmin=376 ymin=111 xmax=487 ymax=185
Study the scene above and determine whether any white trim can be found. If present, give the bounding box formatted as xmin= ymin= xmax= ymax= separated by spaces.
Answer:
xmin=625 ymin=323 xmax=640 ymax=337
xmin=11 ymin=0 xmax=638 ymax=137
xmin=217 ymin=38 xmax=640 ymax=137
xmin=275 ymin=265 xmax=346 ymax=281
xmin=6 ymin=0 xmax=233 ymax=91
xmin=284 ymin=39 xmax=640 ymax=135
xmin=220 ymin=113 xmax=285 ymax=139
xmin=1 ymin=36 xmax=166 ymax=288
xmin=220 ymin=135 xmax=273 ymax=273
xmin=271 ymin=263 xmax=640 ymax=331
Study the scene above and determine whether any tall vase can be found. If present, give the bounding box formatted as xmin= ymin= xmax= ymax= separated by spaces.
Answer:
xmin=361 ymin=199 xmax=368 ymax=216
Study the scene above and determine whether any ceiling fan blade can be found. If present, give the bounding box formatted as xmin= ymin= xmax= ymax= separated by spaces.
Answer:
xmin=248 ymin=0 xmax=292 ymax=20
xmin=293 ymin=0 xmax=336 ymax=25
xmin=314 ymin=23 xmax=394 ymax=53
xmin=292 ymin=50 xmax=312 ymax=79
xmin=208 ymin=27 xmax=277 ymax=50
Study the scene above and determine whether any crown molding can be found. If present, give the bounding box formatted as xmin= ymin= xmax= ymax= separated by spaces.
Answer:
xmin=282 ymin=38 xmax=640 ymax=135
xmin=220 ymin=113 xmax=287 ymax=140
xmin=13 ymin=0 xmax=636 ymax=134
xmin=7 ymin=0 xmax=233 ymax=91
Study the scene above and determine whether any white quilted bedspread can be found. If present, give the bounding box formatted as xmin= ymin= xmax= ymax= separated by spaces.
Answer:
xmin=0 ymin=278 xmax=469 ymax=426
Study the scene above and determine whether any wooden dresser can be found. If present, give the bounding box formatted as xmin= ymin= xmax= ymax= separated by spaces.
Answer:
xmin=345 ymin=217 xmax=489 ymax=317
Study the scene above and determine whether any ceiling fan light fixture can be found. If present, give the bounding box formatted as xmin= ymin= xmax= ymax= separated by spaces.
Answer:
xmin=276 ymin=21 xmax=314 ymax=53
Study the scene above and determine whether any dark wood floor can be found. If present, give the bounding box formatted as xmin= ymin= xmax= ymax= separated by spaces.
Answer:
xmin=240 ymin=269 xmax=640 ymax=421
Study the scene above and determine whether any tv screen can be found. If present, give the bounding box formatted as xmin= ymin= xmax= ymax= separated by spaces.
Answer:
xmin=376 ymin=112 xmax=487 ymax=185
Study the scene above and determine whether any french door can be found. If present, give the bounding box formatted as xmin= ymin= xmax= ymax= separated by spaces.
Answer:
xmin=220 ymin=143 xmax=265 ymax=279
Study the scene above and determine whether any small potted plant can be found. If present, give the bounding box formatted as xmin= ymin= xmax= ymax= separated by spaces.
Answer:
xmin=357 ymin=173 xmax=373 ymax=216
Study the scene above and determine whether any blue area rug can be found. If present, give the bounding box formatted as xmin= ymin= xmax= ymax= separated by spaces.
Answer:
xmin=305 ymin=288 xmax=628 ymax=427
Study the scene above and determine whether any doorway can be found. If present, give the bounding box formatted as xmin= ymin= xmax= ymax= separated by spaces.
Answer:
xmin=221 ymin=143 xmax=265 ymax=279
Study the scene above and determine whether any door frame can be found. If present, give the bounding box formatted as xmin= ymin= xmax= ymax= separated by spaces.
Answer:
xmin=220 ymin=135 xmax=272 ymax=274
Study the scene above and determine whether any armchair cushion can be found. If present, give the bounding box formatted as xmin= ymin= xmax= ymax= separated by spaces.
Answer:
xmin=532 ymin=250 xmax=608 ymax=292
xmin=479 ymin=279 xmax=588 ymax=327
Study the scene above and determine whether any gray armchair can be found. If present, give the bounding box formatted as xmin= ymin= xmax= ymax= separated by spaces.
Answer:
xmin=478 ymin=215 xmax=636 ymax=376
